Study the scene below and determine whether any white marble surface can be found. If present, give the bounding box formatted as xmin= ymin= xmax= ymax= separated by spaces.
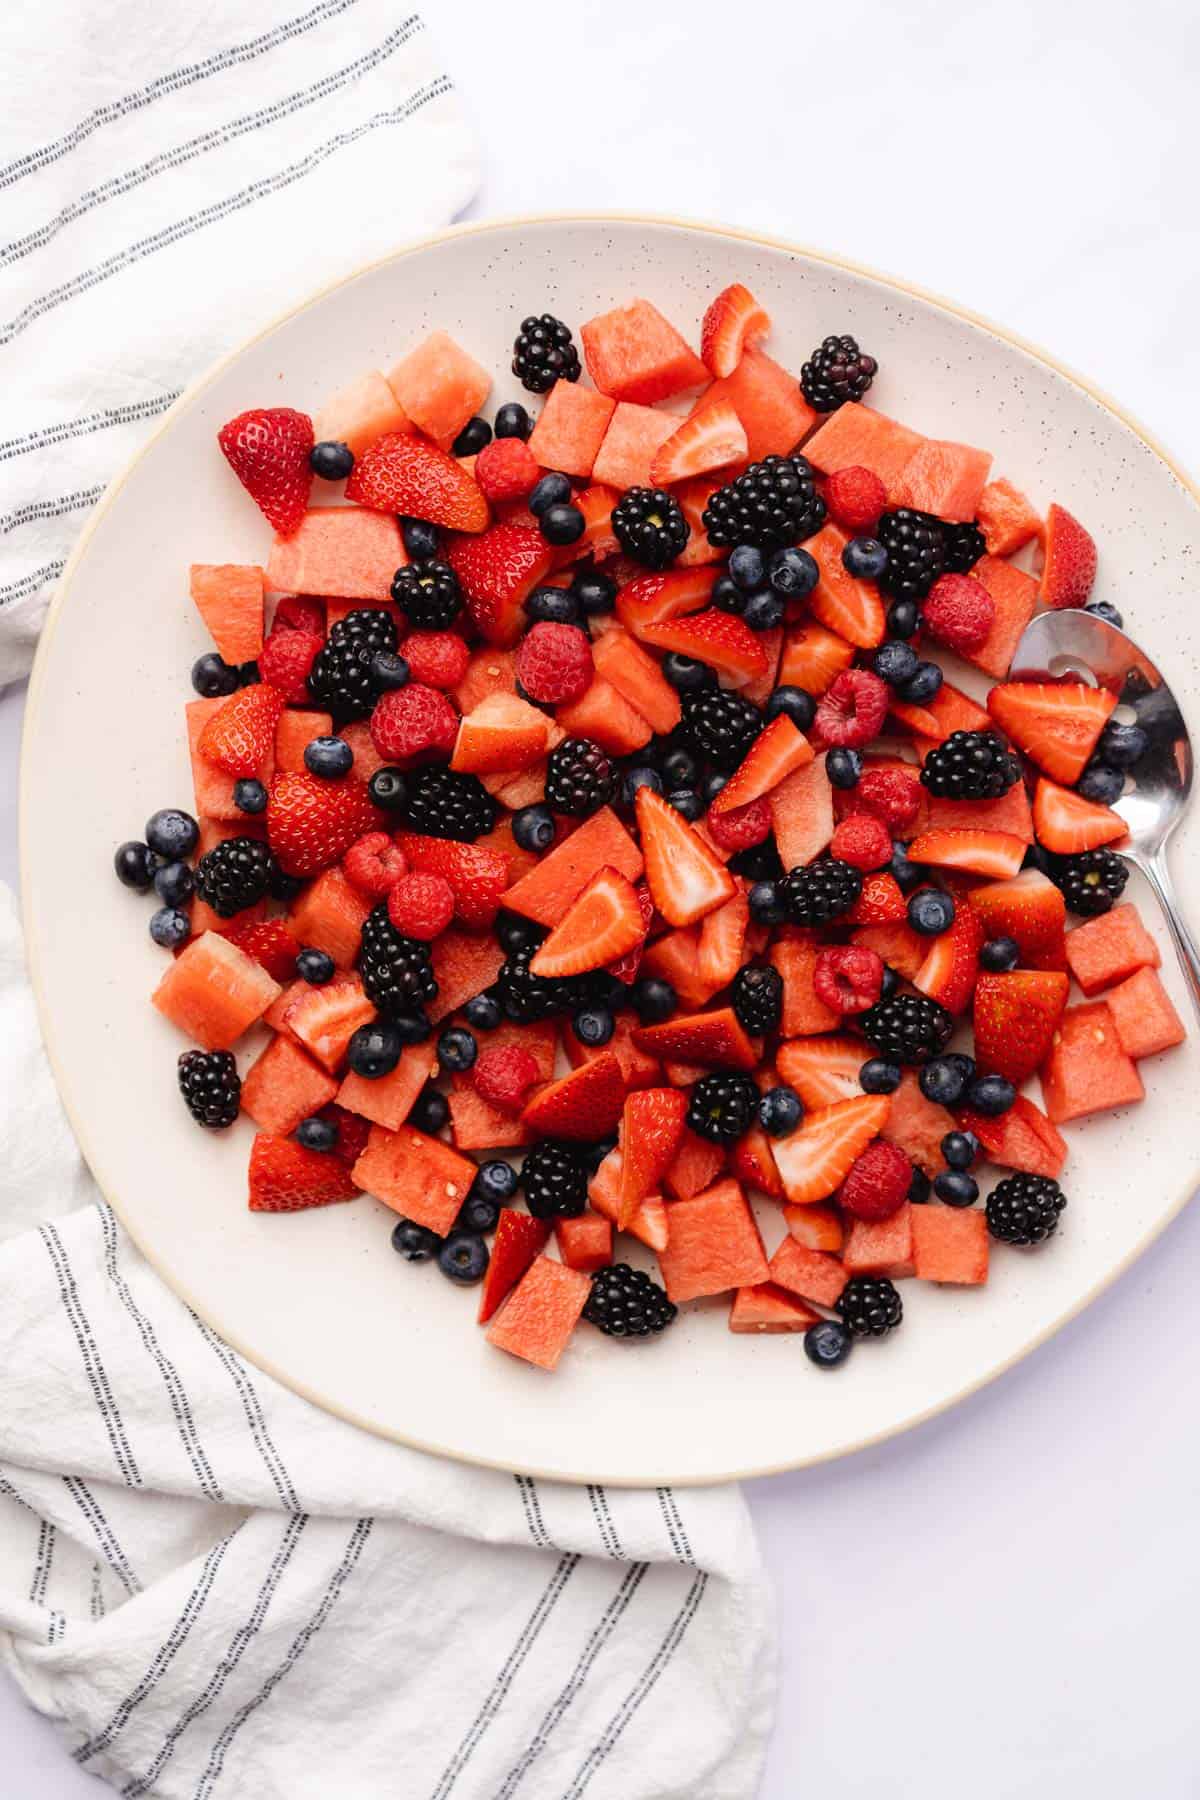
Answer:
xmin=4 ymin=0 xmax=1200 ymax=1791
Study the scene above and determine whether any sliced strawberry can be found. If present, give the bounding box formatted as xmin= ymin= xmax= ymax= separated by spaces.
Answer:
xmin=635 ymin=787 xmax=737 ymax=927
xmin=618 ymin=1088 xmax=688 ymax=1228
xmin=649 ymin=400 xmax=748 ymax=486
xmin=1039 ymin=503 xmax=1097 ymax=608
xmin=891 ymin=680 xmax=991 ymax=741
xmin=197 ymin=683 xmax=285 ymax=777
xmin=633 ymin=1006 xmax=758 ymax=1072
xmin=345 ymin=431 xmax=489 ymax=532
xmin=846 ymin=870 xmax=907 ymax=925
xmin=973 ymin=969 xmax=1070 ymax=1084
xmin=607 ymin=882 xmax=654 ymax=985
xmin=445 ymin=524 xmax=553 ymax=646
xmin=450 ymin=691 xmax=549 ymax=775
xmin=638 ymin=607 xmax=768 ymax=684
xmin=280 ymin=975 xmax=374 ymax=1072
xmin=778 ymin=620 xmax=855 ymax=695
xmin=477 ymin=1211 xmax=551 ymax=1323
xmin=851 ymin=920 xmax=927 ymax=981
xmin=710 ymin=714 xmax=814 ymax=815
xmin=589 ymin=1148 xmax=670 ymax=1251
xmin=394 ymin=833 xmax=509 ymax=930
xmin=775 ymin=1036 xmax=867 ymax=1107
xmin=220 ymin=916 xmax=299 ymax=984
xmin=807 ymin=523 xmax=887 ymax=648
xmin=528 ymin=866 xmax=646 ymax=978
xmin=783 ymin=1201 xmax=845 ymax=1252
xmin=906 ymin=827 xmax=1026 ymax=880
xmin=770 ymin=1094 xmax=892 ymax=1205
xmin=729 ymin=1125 xmax=784 ymax=1200
xmin=614 ymin=566 xmax=717 ymax=634
xmin=247 ymin=1132 xmax=360 ymax=1211
xmin=956 ymin=1094 xmax=1067 ymax=1179
xmin=987 ymin=681 xmax=1116 ymax=785
xmin=700 ymin=283 xmax=772 ymax=379
xmin=913 ymin=899 xmax=982 ymax=1013
xmin=1032 ymin=776 xmax=1126 ymax=854
xmin=267 ymin=772 xmax=383 ymax=877
xmin=697 ymin=888 xmax=750 ymax=987
xmin=217 ymin=408 xmax=313 ymax=536
xmin=521 ymin=1052 xmax=626 ymax=1141
xmin=967 ymin=869 xmax=1067 ymax=971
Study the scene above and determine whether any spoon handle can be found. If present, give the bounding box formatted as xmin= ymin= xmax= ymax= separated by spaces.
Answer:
xmin=1138 ymin=849 xmax=1200 ymax=1025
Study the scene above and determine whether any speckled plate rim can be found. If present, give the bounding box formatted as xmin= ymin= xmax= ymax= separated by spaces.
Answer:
xmin=19 ymin=211 xmax=1200 ymax=1486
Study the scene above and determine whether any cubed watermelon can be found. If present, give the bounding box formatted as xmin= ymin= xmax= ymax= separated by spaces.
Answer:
xmin=526 ymin=380 xmax=616 ymax=478
xmin=502 ymin=807 xmax=643 ymax=924
xmin=428 ymin=930 xmax=508 ymax=1023
xmin=187 ymin=696 xmax=274 ymax=822
xmin=153 ymin=932 xmax=281 ymax=1050
xmin=189 ymin=564 xmax=264 ymax=665
xmin=580 ymin=298 xmax=707 ymax=404
xmin=1064 ymin=902 xmax=1160 ymax=995
xmin=314 ymin=370 xmax=411 ymax=458
xmin=287 ymin=866 xmax=372 ymax=968
xmin=485 ymin=1256 xmax=591 ymax=1371
xmin=656 ymin=1178 xmax=769 ymax=1303
xmin=770 ymin=930 xmax=840 ymax=1036
xmin=894 ymin=438 xmax=992 ymax=523
xmin=879 ymin=1071 xmax=955 ymax=1178
xmin=555 ymin=675 xmax=653 ymax=755
xmin=1102 ymin=966 xmax=1185 ymax=1059
xmin=842 ymin=1205 xmax=915 ymax=1279
xmin=275 ymin=709 xmax=334 ymax=773
xmin=592 ymin=402 xmax=679 ymax=490
xmin=976 ymin=478 xmax=1042 ymax=557
xmin=241 ymin=1035 xmax=338 ymax=1137
xmin=728 ymin=1284 xmax=820 ymax=1333
xmin=911 ymin=1206 xmax=989 ymax=1285
xmin=592 ymin=626 xmax=682 ymax=736
xmin=694 ymin=348 xmax=814 ymax=460
xmin=967 ymin=556 xmax=1039 ymax=680
xmin=554 ymin=1213 xmax=613 ymax=1273
xmin=769 ymin=757 xmax=835 ymax=871
xmin=337 ymin=1041 xmax=437 ymax=1131
xmin=283 ymin=975 xmax=374 ymax=1072
xmin=352 ymin=1123 xmax=476 ymax=1236
xmin=265 ymin=508 xmax=404 ymax=600
xmin=767 ymin=1238 xmax=847 ymax=1308
xmin=804 ymin=402 xmax=923 ymax=502
xmin=386 ymin=331 xmax=490 ymax=447
xmin=1040 ymin=1001 xmax=1145 ymax=1123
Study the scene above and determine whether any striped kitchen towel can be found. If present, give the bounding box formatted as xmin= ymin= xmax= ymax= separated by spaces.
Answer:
xmin=0 ymin=0 xmax=480 ymax=687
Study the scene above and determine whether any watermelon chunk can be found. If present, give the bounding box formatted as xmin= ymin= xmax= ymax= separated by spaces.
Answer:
xmin=556 ymin=675 xmax=654 ymax=755
xmin=967 ymin=556 xmax=1039 ymax=681
xmin=486 ymin=1256 xmax=591 ymax=1371
xmin=428 ymin=930 xmax=507 ymax=1023
xmin=656 ymin=1178 xmax=770 ymax=1303
xmin=807 ymin=523 xmax=886 ymax=648
xmin=770 ymin=929 xmax=840 ymax=1036
xmin=728 ymin=1284 xmax=820 ymax=1333
xmin=314 ymin=370 xmax=411 ymax=458
xmin=976 ymin=479 xmax=1042 ymax=557
xmin=502 ymin=807 xmax=642 ymax=925
xmin=186 ymin=696 xmax=275 ymax=823
xmin=478 ymin=1212 xmax=552 ymax=1323
xmin=694 ymin=348 xmax=815 ymax=460
xmin=352 ymin=1123 xmax=476 ymax=1236
xmin=957 ymin=1094 xmax=1066 ymax=1178
xmin=386 ymin=331 xmax=490 ymax=448
xmin=241 ymin=1035 xmax=338 ymax=1137
xmin=879 ymin=1070 xmax=954 ymax=1179
xmin=843 ymin=1206 xmax=916 ymax=1280
xmin=580 ymin=299 xmax=707 ymax=404
xmin=1064 ymin=903 xmax=1159 ymax=995
xmin=1102 ymin=966 xmax=1185 ymax=1060
xmin=593 ymin=626 xmax=682 ymax=735
xmin=769 ymin=756 xmax=835 ymax=870
xmin=911 ymin=1207 xmax=989 ymax=1285
xmin=768 ymin=1238 xmax=847 ymax=1307
xmin=282 ymin=975 xmax=374 ymax=1072
xmin=287 ymin=866 xmax=372 ymax=968
xmin=527 ymin=380 xmax=616 ymax=478
xmin=189 ymin=564 xmax=264 ymax=665
xmin=153 ymin=932 xmax=281 ymax=1050
xmin=804 ymin=402 xmax=923 ymax=502
xmin=275 ymin=709 xmax=334 ymax=774
xmin=894 ymin=437 xmax=992 ymax=523
xmin=592 ymin=402 xmax=678 ymax=490
xmin=265 ymin=508 xmax=404 ymax=600
xmin=1040 ymin=1001 xmax=1145 ymax=1123
xmin=554 ymin=1213 xmax=614 ymax=1274
xmin=337 ymin=1041 xmax=437 ymax=1131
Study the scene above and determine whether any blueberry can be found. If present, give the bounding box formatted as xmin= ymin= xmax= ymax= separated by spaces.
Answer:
xmin=452 ymin=415 xmax=493 ymax=457
xmin=661 ymin=747 xmax=699 ymax=788
xmin=1133 ymin=686 xmax=1185 ymax=743
xmin=540 ymin=503 xmax=586 ymax=546
xmin=149 ymin=906 xmax=190 ymax=949
xmin=908 ymin=887 xmax=955 ymax=936
xmin=230 ymin=778 xmax=266 ymax=816
xmin=1085 ymin=600 xmax=1123 ymax=628
xmin=438 ymin=1026 xmax=477 ymax=1073
xmin=662 ymin=653 xmax=715 ymax=692
xmin=749 ymin=879 xmax=788 ymax=925
xmin=908 ymin=1165 xmax=932 ymax=1204
xmin=494 ymin=402 xmax=532 ymax=440
xmin=631 ymin=977 xmax=676 ymax=1023
xmin=391 ymin=1218 xmax=442 ymax=1261
xmin=712 ymin=573 xmax=746 ymax=614
xmin=919 ymin=1056 xmax=969 ymax=1107
xmin=879 ymin=964 xmax=900 ymax=1000
xmin=296 ymin=947 xmax=336 ymax=984
xmin=886 ymin=597 xmax=920 ymax=638
xmin=730 ymin=840 xmax=783 ymax=883
xmin=512 ymin=804 xmax=556 ymax=853
xmin=191 ymin=652 xmax=240 ymax=698
xmin=768 ymin=546 xmax=819 ymax=597
xmin=1076 ymin=763 xmax=1124 ymax=805
xmin=496 ymin=911 xmax=540 ymax=954
xmin=526 ymin=586 xmax=580 ymax=625
xmin=804 ymin=1320 xmax=853 ymax=1369
xmin=980 ymin=935 xmax=1020 ymax=973
xmin=934 ymin=1170 xmax=980 ymax=1207
xmin=392 ymin=1013 xmax=433 ymax=1045
xmin=897 ymin=661 xmax=943 ymax=704
xmin=764 ymin=685 xmax=817 ymax=732
xmin=529 ymin=472 xmax=573 ymax=517
xmin=297 ymin=1115 xmax=338 ymax=1151
xmin=457 ymin=1191 xmax=501 ymax=1235
xmin=1097 ymin=721 xmax=1149 ymax=769
xmin=826 ymin=747 xmax=863 ymax=789
xmin=860 ymin=1058 xmax=902 ymax=1095
xmin=348 ymin=1021 xmax=403 ymax=1080
xmin=941 ymin=1130 xmax=980 ymax=1170
xmin=729 ymin=545 xmax=766 ymax=591
xmin=842 ymin=536 xmax=888 ymax=581
xmin=702 ymin=771 xmax=729 ymax=805
xmin=574 ymin=1007 xmax=615 ymax=1047
xmin=474 ymin=1160 xmax=520 ymax=1204
xmin=438 ymin=1232 xmax=489 ymax=1285
xmin=944 ymin=1051 xmax=977 ymax=1084
xmin=759 ymin=1085 xmax=803 ymax=1136
xmin=872 ymin=640 xmax=920 ymax=687
xmin=114 ymin=840 xmax=158 ymax=891
xmin=623 ymin=765 xmax=662 ymax=803
xmin=400 ymin=516 xmax=440 ymax=560
xmin=154 ymin=860 xmax=194 ymax=906
xmin=145 ymin=809 xmax=199 ymax=860
xmin=669 ymin=789 xmax=703 ymax=820
xmin=742 ymin=589 xmax=786 ymax=632
xmin=368 ymin=767 xmax=408 ymax=812
xmin=304 ymin=736 xmax=353 ymax=779
xmin=571 ymin=569 xmax=617 ymax=617
xmin=890 ymin=842 xmax=926 ymax=893
xmin=410 ymin=1085 xmax=449 ymax=1133
xmin=966 ymin=1074 xmax=1017 ymax=1116
xmin=371 ymin=651 xmax=410 ymax=693
xmin=309 ymin=440 xmax=354 ymax=480
xmin=238 ymin=661 xmax=261 ymax=687
xmin=464 ymin=992 xmax=503 ymax=1031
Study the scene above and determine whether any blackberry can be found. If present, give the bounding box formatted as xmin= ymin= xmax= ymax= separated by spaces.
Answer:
xmin=521 ymin=1140 xmax=588 ymax=1219
xmin=495 ymin=939 xmax=593 ymax=1023
xmin=731 ymin=964 xmax=783 ymax=1034
xmin=612 ymin=487 xmax=690 ymax=569
xmin=860 ymin=992 xmax=954 ymax=1064
xmin=837 ymin=1276 xmax=902 ymax=1338
xmin=680 ymin=687 xmax=763 ymax=770
xmin=799 ymin=334 xmax=878 ymax=413
xmin=702 ymin=454 xmax=826 ymax=551
xmin=307 ymin=607 xmax=399 ymax=720
xmin=920 ymin=730 xmax=1022 ymax=801
xmin=687 ymin=1071 xmax=760 ymax=1144
xmin=986 ymin=1173 xmax=1067 ymax=1246
xmin=194 ymin=836 xmax=275 ymax=917
xmin=402 ymin=767 xmax=495 ymax=841
xmin=876 ymin=509 xmax=946 ymax=602
xmin=1049 ymin=847 xmax=1128 ymax=917
xmin=357 ymin=904 xmax=437 ymax=1017
xmin=781 ymin=858 xmax=863 ymax=927
xmin=545 ymin=737 xmax=618 ymax=816
xmin=512 ymin=313 xmax=581 ymax=393
xmin=584 ymin=1264 xmax=677 ymax=1338
xmin=177 ymin=1050 xmax=240 ymax=1129
xmin=942 ymin=519 xmax=987 ymax=573
xmin=390 ymin=558 xmax=463 ymax=630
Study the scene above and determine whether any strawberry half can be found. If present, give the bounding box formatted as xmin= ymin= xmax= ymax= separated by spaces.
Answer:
xmin=345 ymin=431 xmax=489 ymax=532
xmin=1039 ymin=503 xmax=1097 ymax=608
xmin=267 ymin=771 xmax=383 ymax=877
xmin=987 ymin=680 xmax=1116 ymax=785
xmin=618 ymin=1088 xmax=688 ymax=1228
xmin=478 ymin=1211 xmax=551 ymax=1323
xmin=394 ymin=833 xmax=509 ymax=930
xmin=446 ymin=524 xmax=554 ymax=646
xmin=906 ymin=827 xmax=1026 ymax=880
xmin=913 ymin=899 xmax=982 ymax=1013
xmin=197 ymin=682 xmax=284 ymax=777
xmin=248 ymin=1133 xmax=360 ymax=1211
xmin=649 ymin=400 xmax=748 ymax=486
xmin=710 ymin=714 xmax=814 ymax=815
xmin=638 ymin=608 xmax=768 ymax=684
xmin=615 ymin=566 xmax=717 ymax=634
xmin=217 ymin=407 xmax=313 ymax=536
xmin=1032 ymin=777 xmax=1126 ymax=854
xmin=700 ymin=283 xmax=772 ymax=379
xmin=607 ymin=882 xmax=654 ymax=985
xmin=771 ymin=1094 xmax=892 ymax=1205
xmin=968 ymin=869 xmax=1066 ymax=971
xmin=846 ymin=870 xmax=907 ymax=925
xmin=635 ymin=787 xmax=737 ymax=927
xmin=775 ymin=1036 xmax=867 ymax=1107
xmin=696 ymin=888 xmax=750 ymax=987
xmin=528 ymin=866 xmax=647 ymax=978
xmin=973 ymin=969 xmax=1070 ymax=1085
xmin=633 ymin=1006 xmax=758 ymax=1072
xmin=729 ymin=1125 xmax=784 ymax=1200
xmin=520 ymin=1052 xmax=626 ymax=1141
xmin=220 ymin=916 xmax=299 ymax=983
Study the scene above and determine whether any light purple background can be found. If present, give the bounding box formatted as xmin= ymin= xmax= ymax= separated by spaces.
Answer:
xmin=3 ymin=1 xmax=1200 ymax=1791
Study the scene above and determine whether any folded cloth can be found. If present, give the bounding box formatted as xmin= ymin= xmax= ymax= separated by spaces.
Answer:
xmin=0 ymin=0 xmax=480 ymax=687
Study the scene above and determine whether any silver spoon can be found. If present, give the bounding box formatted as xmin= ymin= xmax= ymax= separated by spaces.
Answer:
xmin=1008 ymin=606 xmax=1200 ymax=1020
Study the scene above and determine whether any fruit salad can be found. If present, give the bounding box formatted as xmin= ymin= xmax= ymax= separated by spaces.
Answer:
xmin=114 ymin=287 xmax=1186 ymax=1375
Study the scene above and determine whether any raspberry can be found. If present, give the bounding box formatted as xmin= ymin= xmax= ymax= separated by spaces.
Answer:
xmin=814 ymin=668 xmax=889 ymax=748
xmin=812 ymin=944 xmax=884 ymax=1015
xmin=342 ymin=831 xmax=407 ymax=898
xmin=369 ymin=682 xmax=457 ymax=765
xmin=473 ymin=1045 xmax=540 ymax=1115
xmin=920 ymin=572 xmax=995 ymax=654
xmin=852 ymin=766 xmax=922 ymax=832
xmin=705 ymin=795 xmax=772 ymax=852
xmin=830 ymin=812 xmax=892 ymax=870
xmin=402 ymin=631 xmax=471 ymax=691
xmin=273 ymin=594 xmax=326 ymax=635
xmin=825 ymin=466 xmax=887 ymax=534
xmin=473 ymin=437 xmax=541 ymax=502
xmin=258 ymin=628 xmax=323 ymax=703
xmin=839 ymin=1139 xmax=912 ymax=1221
xmin=386 ymin=870 xmax=455 ymax=940
xmin=515 ymin=621 xmax=594 ymax=704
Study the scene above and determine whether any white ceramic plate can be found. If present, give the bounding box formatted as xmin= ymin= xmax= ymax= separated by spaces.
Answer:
xmin=21 ymin=215 xmax=1200 ymax=1486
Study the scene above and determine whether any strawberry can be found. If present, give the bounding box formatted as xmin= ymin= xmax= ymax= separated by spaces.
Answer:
xmin=515 ymin=620 xmax=594 ymax=704
xmin=1032 ymin=776 xmax=1126 ymax=854
xmin=921 ymin=572 xmax=995 ymax=654
xmin=635 ymin=787 xmax=737 ymax=927
xmin=607 ymin=882 xmax=654 ymax=985
xmin=280 ymin=975 xmax=374 ymax=1072
xmin=529 ymin=866 xmax=647 ymax=978
xmin=906 ymin=827 xmax=1026 ymax=880
xmin=477 ymin=1210 xmax=552 ymax=1323
xmin=267 ymin=771 xmax=383 ymax=877
xmin=771 ymin=1094 xmax=892 ymax=1205
xmin=649 ymin=401 xmax=748 ymax=486
xmin=387 ymin=871 xmax=455 ymax=939
xmin=473 ymin=1045 xmax=540 ymax=1115
xmin=783 ymin=1201 xmax=845 ymax=1252
xmin=813 ymin=668 xmax=889 ymax=749
xmin=710 ymin=715 xmax=813 ymax=815
xmin=729 ymin=1126 xmax=784 ymax=1200
xmin=824 ymin=465 xmax=886 ymax=533
xmin=343 ymin=831 xmax=407 ymax=898
xmin=639 ymin=608 xmax=769 ymax=684
xmin=452 ymin=691 xmax=550 ymax=776
xmin=697 ymin=888 xmax=750 ymax=987
xmin=345 ymin=431 xmax=489 ymax=531
xmin=839 ymin=1139 xmax=911 ymax=1221
xmin=447 ymin=524 xmax=554 ymax=646
xmin=846 ymin=870 xmax=907 ymax=925
xmin=258 ymin=628 xmax=323 ymax=703
xmin=247 ymin=1132 xmax=360 ymax=1211
xmin=890 ymin=679 xmax=991 ymax=742
xmin=618 ymin=1088 xmax=688 ymax=1227
xmin=217 ymin=408 xmax=313 ymax=536
xmin=394 ymin=833 xmax=508 ymax=929
xmin=968 ymin=869 xmax=1067 ymax=971
xmin=775 ymin=1035 xmax=866 ymax=1107
xmin=614 ymin=566 xmax=717 ymax=633
xmin=851 ymin=765 xmax=922 ymax=832
xmin=704 ymin=795 xmax=772 ymax=853
xmin=197 ymin=682 xmax=285 ymax=777
xmin=973 ymin=969 xmax=1070 ymax=1084
xmin=1039 ymin=503 xmax=1097 ymax=608
xmin=987 ymin=680 xmax=1116 ymax=785
xmin=633 ymin=1006 xmax=758 ymax=1072
xmin=473 ymin=437 xmax=540 ymax=502
xmin=318 ymin=1104 xmax=371 ymax=1168
xmin=913 ymin=898 xmax=982 ymax=1013
xmin=956 ymin=1094 xmax=1067 ymax=1180
xmin=273 ymin=593 xmax=326 ymax=635
xmin=700 ymin=283 xmax=771 ymax=378
xmin=220 ymin=916 xmax=299 ymax=983
xmin=370 ymin=683 xmax=458 ymax=766
xmin=830 ymin=812 xmax=892 ymax=871
xmin=402 ymin=631 xmax=471 ymax=691
xmin=521 ymin=1052 xmax=626 ymax=1140
xmin=812 ymin=945 xmax=884 ymax=1014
